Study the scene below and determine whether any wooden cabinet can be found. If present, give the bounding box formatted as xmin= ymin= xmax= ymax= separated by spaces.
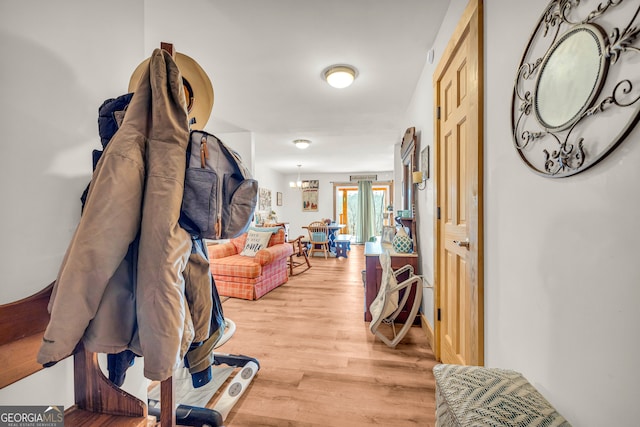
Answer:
xmin=363 ymin=241 xmax=420 ymax=324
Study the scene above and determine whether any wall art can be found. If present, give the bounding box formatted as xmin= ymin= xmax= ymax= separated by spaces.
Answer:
xmin=511 ymin=0 xmax=640 ymax=177
xmin=302 ymin=180 xmax=319 ymax=211
xmin=258 ymin=187 xmax=271 ymax=211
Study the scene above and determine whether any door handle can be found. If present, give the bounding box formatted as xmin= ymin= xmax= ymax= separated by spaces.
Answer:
xmin=453 ymin=239 xmax=470 ymax=248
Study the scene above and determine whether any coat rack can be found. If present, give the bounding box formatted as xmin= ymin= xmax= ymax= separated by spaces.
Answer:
xmin=0 ymin=42 xmax=193 ymax=427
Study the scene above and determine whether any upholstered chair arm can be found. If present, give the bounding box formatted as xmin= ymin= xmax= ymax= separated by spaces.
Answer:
xmin=207 ymin=242 xmax=238 ymax=260
xmin=255 ymin=243 xmax=294 ymax=265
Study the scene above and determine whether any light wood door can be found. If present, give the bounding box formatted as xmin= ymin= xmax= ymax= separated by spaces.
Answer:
xmin=434 ymin=0 xmax=483 ymax=366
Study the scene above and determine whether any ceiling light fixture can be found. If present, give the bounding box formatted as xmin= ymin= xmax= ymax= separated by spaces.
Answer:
xmin=324 ymin=65 xmax=357 ymax=89
xmin=293 ymin=139 xmax=311 ymax=149
xmin=290 ymin=164 xmax=304 ymax=189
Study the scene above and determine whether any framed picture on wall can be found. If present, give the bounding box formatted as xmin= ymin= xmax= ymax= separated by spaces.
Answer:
xmin=302 ymin=180 xmax=319 ymax=211
xmin=276 ymin=192 xmax=283 ymax=206
xmin=258 ymin=188 xmax=272 ymax=211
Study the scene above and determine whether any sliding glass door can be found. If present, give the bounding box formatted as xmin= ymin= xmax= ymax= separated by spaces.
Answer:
xmin=334 ymin=182 xmax=393 ymax=237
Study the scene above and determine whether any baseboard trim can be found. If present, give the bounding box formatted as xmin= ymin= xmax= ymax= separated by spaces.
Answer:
xmin=420 ymin=313 xmax=435 ymax=352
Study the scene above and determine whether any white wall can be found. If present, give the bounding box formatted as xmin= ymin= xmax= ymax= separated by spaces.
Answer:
xmin=0 ymin=0 xmax=148 ymax=407
xmin=405 ymin=1 xmax=640 ymax=426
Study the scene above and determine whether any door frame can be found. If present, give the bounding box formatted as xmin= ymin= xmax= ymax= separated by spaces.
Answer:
xmin=433 ymin=0 xmax=484 ymax=365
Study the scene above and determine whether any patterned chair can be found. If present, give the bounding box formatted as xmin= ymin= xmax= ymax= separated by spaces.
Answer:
xmin=207 ymin=227 xmax=293 ymax=300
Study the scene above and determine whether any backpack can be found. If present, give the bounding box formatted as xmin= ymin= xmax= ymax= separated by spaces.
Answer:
xmin=180 ymin=130 xmax=258 ymax=239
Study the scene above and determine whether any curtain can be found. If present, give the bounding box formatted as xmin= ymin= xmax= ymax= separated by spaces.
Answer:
xmin=356 ymin=180 xmax=376 ymax=244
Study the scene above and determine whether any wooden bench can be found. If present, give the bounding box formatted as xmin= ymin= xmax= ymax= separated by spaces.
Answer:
xmin=0 ymin=283 xmax=181 ymax=426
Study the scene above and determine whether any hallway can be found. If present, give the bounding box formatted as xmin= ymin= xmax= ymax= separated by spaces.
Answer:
xmin=216 ymin=244 xmax=437 ymax=426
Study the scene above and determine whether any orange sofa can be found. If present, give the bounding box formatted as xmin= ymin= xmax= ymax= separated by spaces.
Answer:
xmin=207 ymin=227 xmax=293 ymax=300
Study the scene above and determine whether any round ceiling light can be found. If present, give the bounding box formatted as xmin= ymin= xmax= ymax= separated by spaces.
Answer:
xmin=293 ymin=139 xmax=311 ymax=149
xmin=324 ymin=65 xmax=357 ymax=89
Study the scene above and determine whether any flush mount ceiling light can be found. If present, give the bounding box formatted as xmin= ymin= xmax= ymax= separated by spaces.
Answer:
xmin=323 ymin=65 xmax=357 ymax=89
xmin=293 ymin=139 xmax=311 ymax=149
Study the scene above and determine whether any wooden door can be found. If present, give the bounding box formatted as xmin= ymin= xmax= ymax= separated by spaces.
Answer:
xmin=434 ymin=0 xmax=483 ymax=366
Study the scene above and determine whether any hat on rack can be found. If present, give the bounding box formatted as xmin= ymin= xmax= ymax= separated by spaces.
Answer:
xmin=128 ymin=51 xmax=214 ymax=130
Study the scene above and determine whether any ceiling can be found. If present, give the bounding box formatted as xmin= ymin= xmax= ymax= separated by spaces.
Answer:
xmin=145 ymin=0 xmax=449 ymax=175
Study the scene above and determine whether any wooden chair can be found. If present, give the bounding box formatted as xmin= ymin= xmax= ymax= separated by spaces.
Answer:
xmin=288 ymin=235 xmax=311 ymax=275
xmin=306 ymin=221 xmax=330 ymax=259
xmin=264 ymin=223 xmax=311 ymax=276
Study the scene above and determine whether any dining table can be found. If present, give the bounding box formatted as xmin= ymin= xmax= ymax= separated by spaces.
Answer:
xmin=303 ymin=223 xmax=346 ymax=254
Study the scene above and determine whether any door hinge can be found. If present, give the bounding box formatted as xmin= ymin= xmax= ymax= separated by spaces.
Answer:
xmin=436 ymin=106 xmax=441 ymax=120
xmin=437 ymin=207 xmax=441 ymax=220
xmin=437 ymin=308 xmax=441 ymax=321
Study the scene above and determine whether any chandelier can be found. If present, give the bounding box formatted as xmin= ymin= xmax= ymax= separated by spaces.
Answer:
xmin=289 ymin=164 xmax=304 ymax=189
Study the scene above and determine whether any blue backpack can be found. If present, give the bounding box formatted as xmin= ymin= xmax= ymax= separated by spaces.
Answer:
xmin=180 ymin=130 xmax=258 ymax=239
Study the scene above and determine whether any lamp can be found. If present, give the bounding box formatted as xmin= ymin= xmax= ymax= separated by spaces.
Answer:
xmin=412 ymin=171 xmax=426 ymax=191
xmin=324 ymin=65 xmax=357 ymax=89
xmin=290 ymin=164 xmax=304 ymax=189
xmin=293 ymin=139 xmax=311 ymax=149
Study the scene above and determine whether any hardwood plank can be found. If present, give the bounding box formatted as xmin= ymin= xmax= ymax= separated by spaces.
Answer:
xmin=212 ymin=244 xmax=436 ymax=426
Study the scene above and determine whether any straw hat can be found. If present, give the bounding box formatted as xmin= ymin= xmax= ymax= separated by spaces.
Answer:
xmin=128 ymin=51 xmax=214 ymax=130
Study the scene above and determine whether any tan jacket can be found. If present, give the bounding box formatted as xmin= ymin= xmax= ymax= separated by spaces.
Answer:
xmin=37 ymin=49 xmax=212 ymax=381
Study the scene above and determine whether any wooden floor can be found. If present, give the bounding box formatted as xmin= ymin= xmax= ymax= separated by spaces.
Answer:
xmin=210 ymin=244 xmax=437 ymax=427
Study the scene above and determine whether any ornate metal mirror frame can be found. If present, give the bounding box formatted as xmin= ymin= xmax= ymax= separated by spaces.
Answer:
xmin=512 ymin=0 xmax=640 ymax=177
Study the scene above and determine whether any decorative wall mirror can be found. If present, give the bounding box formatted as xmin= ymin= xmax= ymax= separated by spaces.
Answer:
xmin=511 ymin=0 xmax=640 ymax=177
xmin=400 ymin=127 xmax=417 ymax=214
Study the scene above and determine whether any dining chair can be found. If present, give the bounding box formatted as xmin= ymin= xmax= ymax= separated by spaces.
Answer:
xmin=306 ymin=221 xmax=330 ymax=259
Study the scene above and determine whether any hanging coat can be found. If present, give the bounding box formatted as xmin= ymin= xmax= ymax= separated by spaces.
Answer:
xmin=37 ymin=48 xmax=211 ymax=381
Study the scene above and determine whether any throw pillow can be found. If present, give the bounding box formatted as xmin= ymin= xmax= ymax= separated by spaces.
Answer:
xmin=240 ymin=230 xmax=273 ymax=257
xmin=311 ymin=232 xmax=327 ymax=242
xmin=249 ymin=226 xmax=281 ymax=234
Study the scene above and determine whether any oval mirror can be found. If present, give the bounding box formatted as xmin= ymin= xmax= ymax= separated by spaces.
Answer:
xmin=534 ymin=24 xmax=607 ymax=131
xmin=512 ymin=1 xmax=640 ymax=178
